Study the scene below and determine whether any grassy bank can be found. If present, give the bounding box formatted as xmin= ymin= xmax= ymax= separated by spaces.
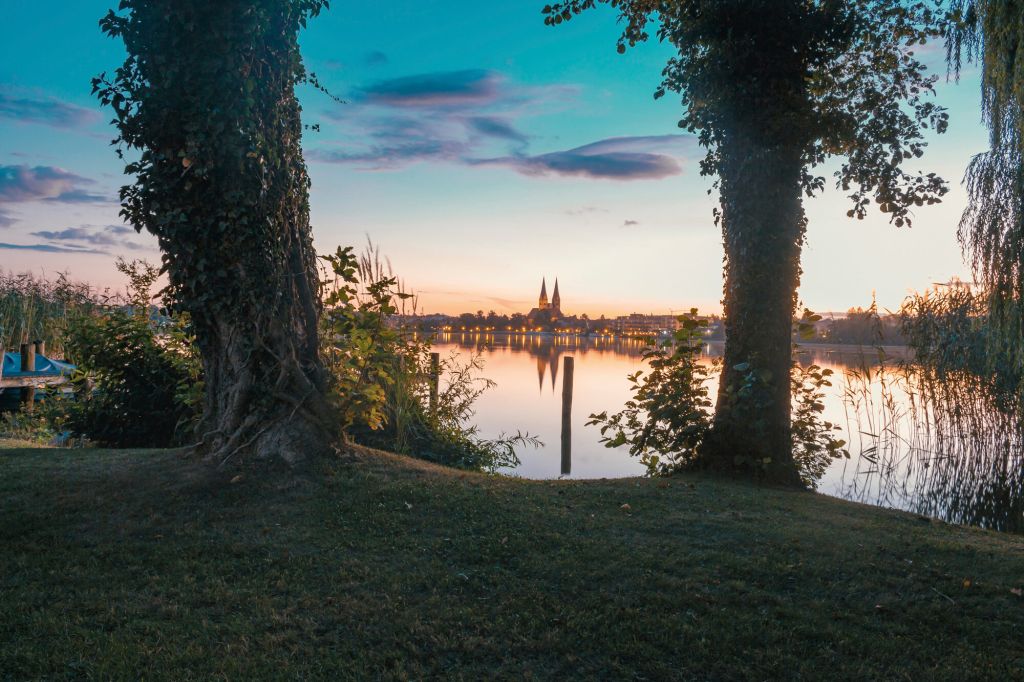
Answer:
xmin=2 ymin=444 xmax=1022 ymax=680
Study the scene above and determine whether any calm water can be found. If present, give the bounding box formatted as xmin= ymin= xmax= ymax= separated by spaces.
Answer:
xmin=434 ymin=332 xmax=1024 ymax=533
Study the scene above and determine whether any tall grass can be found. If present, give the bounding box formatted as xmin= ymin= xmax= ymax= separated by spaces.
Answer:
xmin=0 ymin=272 xmax=102 ymax=358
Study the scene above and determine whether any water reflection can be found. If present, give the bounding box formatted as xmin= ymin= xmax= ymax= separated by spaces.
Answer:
xmin=837 ymin=365 xmax=1024 ymax=533
xmin=434 ymin=331 xmax=653 ymax=394
xmin=432 ymin=332 xmax=1021 ymax=533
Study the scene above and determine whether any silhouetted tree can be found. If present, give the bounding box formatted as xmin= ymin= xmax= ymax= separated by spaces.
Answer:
xmin=94 ymin=0 xmax=335 ymax=465
xmin=547 ymin=0 xmax=948 ymax=484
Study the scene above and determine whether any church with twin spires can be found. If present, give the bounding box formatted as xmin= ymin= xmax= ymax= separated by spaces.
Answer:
xmin=526 ymin=277 xmax=563 ymax=325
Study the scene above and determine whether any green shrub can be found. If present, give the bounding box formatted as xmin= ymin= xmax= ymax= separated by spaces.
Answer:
xmin=588 ymin=309 xmax=847 ymax=487
xmin=321 ymin=244 xmax=535 ymax=472
xmin=54 ymin=259 xmax=202 ymax=448
xmin=63 ymin=310 xmax=200 ymax=448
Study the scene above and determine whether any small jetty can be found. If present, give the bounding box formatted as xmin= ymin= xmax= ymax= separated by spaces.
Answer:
xmin=0 ymin=341 xmax=75 ymax=409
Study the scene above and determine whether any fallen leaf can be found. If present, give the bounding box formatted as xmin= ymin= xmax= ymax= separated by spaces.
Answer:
xmin=404 ymin=501 xmax=413 ymax=510
xmin=229 ymin=475 xmax=243 ymax=484
xmin=1011 ymin=588 xmax=1022 ymax=597
xmin=620 ymin=503 xmax=631 ymax=512
xmin=963 ymin=578 xmax=972 ymax=589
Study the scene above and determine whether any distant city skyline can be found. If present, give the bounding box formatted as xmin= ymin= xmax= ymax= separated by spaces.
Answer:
xmin=1 ymin=2 xmax=986 ymax=317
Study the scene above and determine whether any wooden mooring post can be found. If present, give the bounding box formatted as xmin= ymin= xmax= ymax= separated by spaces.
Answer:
xmin=19 ymin=341 xmax=36 ymax=410
xmin=429 ymin=352 xmax=440 ymax=415
xmin=561 ymin=356 xmax=574 ymax=476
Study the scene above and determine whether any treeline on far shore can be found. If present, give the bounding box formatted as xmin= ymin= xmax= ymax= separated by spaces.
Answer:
xmin=396 ymin=306 xmax=908 ymax=346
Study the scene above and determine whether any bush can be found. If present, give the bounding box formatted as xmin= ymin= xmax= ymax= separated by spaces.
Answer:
xmin=54 ymin=259 xmax=202 ymax=448
xmin=321 ymin=244 xmax=535 ymax=472
xmin=588 ymin=309 xmax=848 ymax=487
xmin=587 ymin=310 xmax=715 ymax=476
xmin=350 ymin=350 xmax=536 ymax=472
xmin=63 ymin=310 xmax=200 ymax=447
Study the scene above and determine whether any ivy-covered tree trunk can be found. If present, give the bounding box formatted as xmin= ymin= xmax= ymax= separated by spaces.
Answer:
xmin=704 ymin=136 xmax=805 ymax=487
xmin=545 ymin=0 xmax=949 ymax=486
xmin=96 ymin=0 xmax=335 ymax=465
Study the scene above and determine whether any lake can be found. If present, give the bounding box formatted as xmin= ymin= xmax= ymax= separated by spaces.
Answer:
xmin=433 ymin=332 xmax=1024 ymax=533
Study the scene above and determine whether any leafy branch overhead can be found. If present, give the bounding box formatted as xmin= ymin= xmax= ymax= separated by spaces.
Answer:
xmin=545 ymin=0 xmax=950 ymax=227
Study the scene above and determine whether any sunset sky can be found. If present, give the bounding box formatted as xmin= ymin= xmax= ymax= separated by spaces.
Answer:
xmin=0 ymin=2 xmax=988 ymax=317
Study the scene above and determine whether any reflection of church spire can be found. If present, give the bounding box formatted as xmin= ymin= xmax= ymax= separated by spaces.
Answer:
xmin=538 ymin=278 xmax=550 ymax=310
xmin=550 ymin=348 xmax=559 ymax=392
xmin=551 ymin=278 xmax=561 ymax=312
xmin=536 ymin=354 xmax=547 ymax=392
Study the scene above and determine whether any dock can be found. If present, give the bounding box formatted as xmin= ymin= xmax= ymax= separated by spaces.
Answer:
xmin=0 ymin=342 xmax=75 ymax=393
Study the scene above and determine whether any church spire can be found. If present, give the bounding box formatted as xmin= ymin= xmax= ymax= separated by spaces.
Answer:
xmin=538 ymin=277 xmax=549 ymax=310
xmin=551 ymin=278 xmax=561 ymax=311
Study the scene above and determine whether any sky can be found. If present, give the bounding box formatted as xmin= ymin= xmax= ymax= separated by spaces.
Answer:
xmin=0 ymin=1 xmax=989 ymax=317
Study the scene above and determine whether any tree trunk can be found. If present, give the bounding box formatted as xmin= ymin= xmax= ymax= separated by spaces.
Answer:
xmin=191 ymin=8 xmax=334 ymax=466
xmin=703 ymin=136 xmax=805 ymax=486
xmin=194 ymin=232 xmax=334 ymax=467
xmin=97 ymin=1 xmax=338 ymax=467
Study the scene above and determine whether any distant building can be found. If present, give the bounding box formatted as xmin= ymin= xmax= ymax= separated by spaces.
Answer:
xmin=613 ymin=313 xmax=680 ymax=337
xmin=527 ymin=277 xmax=563 ymax=326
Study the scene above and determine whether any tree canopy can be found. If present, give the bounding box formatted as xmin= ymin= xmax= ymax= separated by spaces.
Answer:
xmin=545 ymin=0 xmax=949 ymax=224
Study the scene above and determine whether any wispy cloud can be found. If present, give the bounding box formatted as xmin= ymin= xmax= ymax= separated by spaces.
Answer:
xmin=623 ymin=219 xmax=640 ymax=226
xmin=0 ymin=91 xmax=98 ymax=129
xmin=313 ymin=69 xmax=692 ymax=182
xmin=311 ymin=116 xmax=470 ymax=168
xmin=466 ymin=116 xmax=529 ymax=146
xmin=565 ymin=206 xmax=608 ymax=216
xmin=30 ymin=224 xmax=152 ymax=254
xmin=485 ymin=296 xmax=528 ymax=310
xmin=312 ymin=69 xmax=571 ymax=171
xmin=364 ymin=50 xmax=389 ymax=67
xmin=472 ymin=135 xmax=694 ymax=181
xmin=0 ymin=208 xmax=15 ymax=228
xmin=0 ymin=242 xmax=105 ymax=254
xmin=358 ymin=69 xmax=503 ymax=108
xmin=0 ymin=165 xmax=109 ymax=204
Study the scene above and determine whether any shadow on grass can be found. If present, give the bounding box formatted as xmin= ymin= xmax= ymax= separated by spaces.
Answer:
xmin=1 ymin=445 xmax=1022 ymax=679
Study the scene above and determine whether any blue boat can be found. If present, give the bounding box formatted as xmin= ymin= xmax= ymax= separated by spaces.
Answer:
xmin=0 ymin=351 xmax=76 ymax=407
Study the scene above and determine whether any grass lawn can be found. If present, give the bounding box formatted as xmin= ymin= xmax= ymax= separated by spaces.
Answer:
xmin=2 ymin=444 xmax=1022 ymax=680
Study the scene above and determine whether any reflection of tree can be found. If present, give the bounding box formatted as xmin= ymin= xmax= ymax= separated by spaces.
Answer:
xmin=840 ymin=365 xmax=1024 ymax=533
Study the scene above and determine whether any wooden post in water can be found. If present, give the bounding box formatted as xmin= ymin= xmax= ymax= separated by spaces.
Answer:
xmin=561 ymin=356 xmax=574 ymax=476
xmin=34 ymin=339 xmax=45 ymax=358
xmin=20 ymin=341 xmax=36 ymax=410
xmin=429 ymin=352 xmax=440 ymax=415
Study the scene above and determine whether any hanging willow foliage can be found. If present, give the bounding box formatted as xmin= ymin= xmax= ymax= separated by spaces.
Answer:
xmin=947 ymin=1 xmax=1024 ymax=371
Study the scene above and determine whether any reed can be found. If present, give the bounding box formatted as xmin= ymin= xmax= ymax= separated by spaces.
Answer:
xmin=839 ymin=359 xmax=1024 ymax=533
xmin=0 ymin=271 xmax=102 ymax=358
